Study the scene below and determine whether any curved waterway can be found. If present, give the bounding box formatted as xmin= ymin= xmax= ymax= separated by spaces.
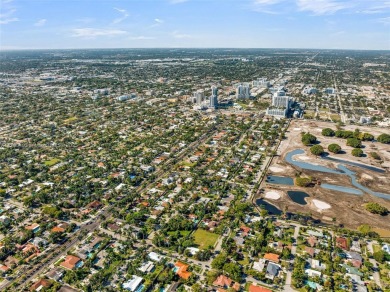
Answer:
xmin=285 ymin=149 xmax=390 ymax=200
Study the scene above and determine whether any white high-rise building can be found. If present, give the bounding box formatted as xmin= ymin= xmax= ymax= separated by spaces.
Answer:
xmin=236 ymin=84 xmax=250 ymax=99
xmin=194 ymin=90 xmax=205 ymax=104
xmin=272 ymin=96 xmax=292 ymax=108
xmin=252 ymin=78 xmax=270 ymax=88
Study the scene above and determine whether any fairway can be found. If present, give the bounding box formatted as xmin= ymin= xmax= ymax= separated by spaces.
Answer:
xmin=44 ymin=158 xmax=61 ymax=167
xmin=193 ymin=229 xmax=219 ymax=249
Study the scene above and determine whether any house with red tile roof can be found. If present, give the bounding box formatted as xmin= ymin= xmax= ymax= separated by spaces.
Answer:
xmin=249 ymin=284 xmax=272 ymax=292
xmin=174 ymin=261 xmax=192 ymax=280
xmin=336 ymin=237 xmax=349 ymax=250
xmin=60 ymin=255 xmax=82 ymax=270
xmin=213 ymin=275 xmax=240 ymax=291
xmin=263 ymin=253 xmax=280 ymax=263
xmin=30 ymin=279 xmax=52 ymax=291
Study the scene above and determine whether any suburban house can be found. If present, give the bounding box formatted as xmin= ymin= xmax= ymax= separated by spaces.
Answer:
xmin=30 ymin=279 xmax=52 ymax=291
xmin=174 ymin=261 xmax=192 ymax=280
xmin=213 ymin=275 xmax=240 ymax=291
xmin=61 ymin=255 xmax=83 ymax=270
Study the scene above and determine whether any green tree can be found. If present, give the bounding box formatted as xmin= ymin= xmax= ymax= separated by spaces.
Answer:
xmin=351 ymin=148 xmax=363 ymax=157
xmin=377 ymin=134 xmax=390 ymax=144
xmin=295 ymin=177 xmax=312 ymax=187
xmin=322 ymin=128 xmax=335 ymax=137
xmin=369 ymin=152 xmax=381 ymax=160
xmin=365 ymin=202 xmax=388 ymax=215
xmin=310 ymin=145 xmax=324 ymax=156
xmin=347 ymin=138 xmax=362 ymax=148
xmin=328 ymin=143 xmax=341 ymax=154
xmin=373 ymin=250 xmax=385 ymax=263
xmin=301 ymin=133 xmax=317 ymax=146
xmin=359 ymin=133 xmax=374 ymax=141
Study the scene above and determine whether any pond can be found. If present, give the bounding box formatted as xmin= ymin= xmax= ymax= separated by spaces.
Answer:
xmin=256 ymin=199 xmax=282 ymax=215
xmin=265 ymin=175 xmax=294 ymax=185
xmin=285 ymin=149 xmax=341 ymax=174
xmin=285 ymin=149 xmax=390 ymax=200
xmin=287 ymin=191 xmax=309 ymax=205
xmin=321 ymin=183 xmax=363 ymax=195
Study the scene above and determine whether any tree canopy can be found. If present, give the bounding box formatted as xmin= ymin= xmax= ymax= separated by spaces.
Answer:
xmin=322 ymin=128 xmax=335 ymax=137
xmin=310 ymin=145 xmax=324 ymax=156
xmin=328 ymin=143 xmax=341 ymax=154
xmin=301 ymin=133 xmax=317 ymax=146
xmin=365 ymin=202 xmax=388 ymax=215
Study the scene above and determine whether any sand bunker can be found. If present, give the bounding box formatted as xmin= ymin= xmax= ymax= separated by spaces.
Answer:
xmin=269 ymin=166 xmax=285 ymax=173
xmin=265 ymin=190 xmax=281 ymax=200
xmin=361 ymin=174 xmax=373 ymax=180
xmin=296 ymin=155 xmax=310 ymax=161
xmin=312 ymin=199 xmax=331 ymax=210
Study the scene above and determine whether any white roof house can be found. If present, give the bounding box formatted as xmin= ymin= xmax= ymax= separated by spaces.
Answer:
xmin=123 ymin=275 xmax=143 ymax=291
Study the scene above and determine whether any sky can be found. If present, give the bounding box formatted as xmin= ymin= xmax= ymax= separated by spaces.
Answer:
xmin=0 ymin=0 xmax=389 ymax=50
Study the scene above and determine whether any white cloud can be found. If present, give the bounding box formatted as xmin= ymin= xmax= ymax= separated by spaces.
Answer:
xmin=378 ymin=16 xmax=390 ymax=25
xmin=34 ymin=19 xmax=47 ymax=27
xmin=112 ymin=7 xmax=129 ymax=24
xmin=129 ymin=36 xmax=155 ymax=40
xmin=251 ymin=0 xmax=285 ymax=14
xmin=150 ymin=18 xmax=164 ymax=28
xmin=0 ymin=8 xmax=19 ymax=25
xmin=71 ymin=28 xmax=127 ymax=38
xmin=297 ymin=0 xmax=349 ymax=15
xmin=172 ymin=31 xmax=192 ymax=39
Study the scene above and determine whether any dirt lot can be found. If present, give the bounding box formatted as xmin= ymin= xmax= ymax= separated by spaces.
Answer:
xmin=258 ymin=120 xmax=390 ymax=230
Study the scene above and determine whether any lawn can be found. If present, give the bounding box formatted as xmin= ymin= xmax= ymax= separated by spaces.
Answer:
xmin=373 ymin=227 xmax=390 ymax=238
xmin=180 ymin=161 xmax=197 ymax=168
xmin=193 ymin=229 xmax=219 ymax=249
xmin=63 ymin=116 xmax=78 ymax=123
xmin=44 ymin=158 xmax=61 ymax=167
xmin=330 ymin=114 xmax=341 ymax=121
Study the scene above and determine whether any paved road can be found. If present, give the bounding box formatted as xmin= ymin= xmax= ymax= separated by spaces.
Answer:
xmin=367 ymin=241 xmax=382 ymax=289
xmin=283 ymin=225 xmax=300 ymax=292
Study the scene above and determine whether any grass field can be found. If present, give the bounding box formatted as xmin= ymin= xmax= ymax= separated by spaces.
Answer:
xmin=180 ymin=161 xmax=197 ymax=168
xmin=193 ymin=229 xmax=219 ymax=249
xmin=373 ymin=228 xmax=390 ymax=238
xmin=63 ymin=116 xmax=78 ymax=123
xmin=44 ymin=158 xmax=61 ymax=167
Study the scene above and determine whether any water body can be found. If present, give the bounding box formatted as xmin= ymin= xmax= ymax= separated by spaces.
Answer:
xmin=287 ymin=191 xmax=309 ymax=205
xmin=321 ymin=183 xmax=363 ymax=196
xmin=285 ymin=149 xmax=342 ymax=174
xmin=256 ymin=199 xmax=282 ymax=215
xmin=322 ymin=156 xmax=385 ymax=173
xmin=337 ymin=165 xmax=390 ymax=200
xmin=285 ymin=149 xmax=390 ymax=200
xmin=266 ymin=175 xmax=294 ymax=185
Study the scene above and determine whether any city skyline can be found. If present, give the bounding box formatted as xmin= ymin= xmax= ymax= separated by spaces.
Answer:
xmin=1 ymin=0 xmax=390 ymax=50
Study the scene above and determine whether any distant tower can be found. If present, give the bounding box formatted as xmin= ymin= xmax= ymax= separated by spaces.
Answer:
xmin=236 ymin=84 xmax=250 ymax=99
xmin=210 ymin=86 xmax=218 ymax=108
xmin=194 ymin=90 xmax=205 ymax=104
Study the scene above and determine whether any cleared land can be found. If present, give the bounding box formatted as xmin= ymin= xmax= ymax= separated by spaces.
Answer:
xmin=193 ymin=229 xmax=219 ymax=249
xmin=258 ymin=120 xmax=390 ymax=230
